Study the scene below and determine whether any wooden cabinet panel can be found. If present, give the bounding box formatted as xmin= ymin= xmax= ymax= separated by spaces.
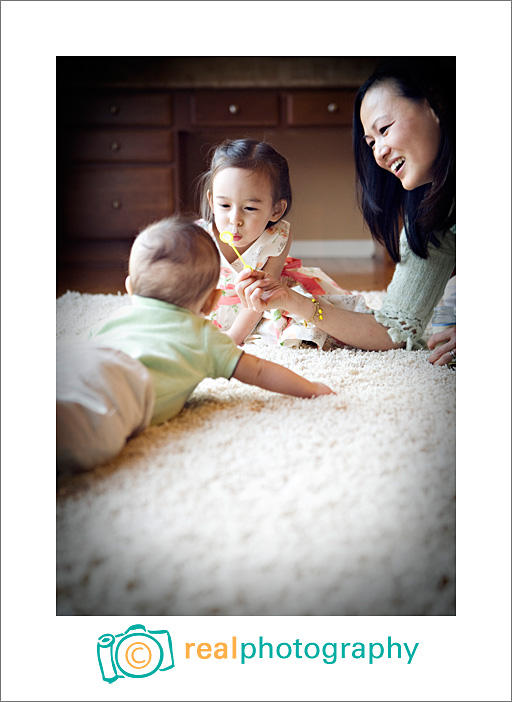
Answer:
xmin=63 ymin=129 xmax=174 ymax=163
xmin=286 ymin=90 xmax=356 ymax=126
xmin=191 ymin=90 xmax=280 ymax=126
xmin=58 ymin=239 xmax=133 ymax=265
xmin=63 ymin=166 xmax=174 ymax=238
xmin=57 ymin=85 xmax=368 ymax=294
xmin=64 ymin=93 xmax=173 ymax=126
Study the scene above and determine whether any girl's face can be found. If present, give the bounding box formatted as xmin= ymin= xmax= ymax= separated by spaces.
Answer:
xmin=360 ymin=82 xmax=441 ymax=191
xmin=208 ymin=167 xmax=286 ymax=252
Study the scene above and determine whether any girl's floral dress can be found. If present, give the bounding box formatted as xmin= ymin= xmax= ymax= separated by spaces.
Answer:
xmin=197 ymin=219 xmax=372 ymax=349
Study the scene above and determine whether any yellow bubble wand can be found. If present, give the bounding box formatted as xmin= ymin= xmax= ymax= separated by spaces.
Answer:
xmin=219 ymin=231 xmax=253 ymax=270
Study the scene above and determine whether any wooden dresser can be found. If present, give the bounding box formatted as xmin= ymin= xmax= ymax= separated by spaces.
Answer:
xmin=57 ymin=86 xmax=358 ymax=293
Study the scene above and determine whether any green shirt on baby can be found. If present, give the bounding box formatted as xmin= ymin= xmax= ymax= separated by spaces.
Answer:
xmin=90 ymin=295 xmax=243 ymax=425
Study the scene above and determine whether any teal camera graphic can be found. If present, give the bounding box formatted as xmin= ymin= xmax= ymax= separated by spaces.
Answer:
xmin=97 ymin=624 xmax=174 ymax=683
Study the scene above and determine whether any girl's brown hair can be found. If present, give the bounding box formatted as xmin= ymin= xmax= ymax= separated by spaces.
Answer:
xmin=197 ymin=138 xmax=292 ymax=229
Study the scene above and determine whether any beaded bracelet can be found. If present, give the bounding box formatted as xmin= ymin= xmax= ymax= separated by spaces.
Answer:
xmin=303 ymin=297 xmax=324 ymax=327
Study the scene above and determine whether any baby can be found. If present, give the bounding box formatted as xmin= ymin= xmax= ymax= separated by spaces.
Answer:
xmin=90 ymin=215 xmax=335 ymax=426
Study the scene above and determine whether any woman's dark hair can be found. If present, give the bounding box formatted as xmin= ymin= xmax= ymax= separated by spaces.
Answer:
xmin=197 ymin=138 xmax=292 ymax=229
xmin=353 ymin=57 xmax=455 ymax=261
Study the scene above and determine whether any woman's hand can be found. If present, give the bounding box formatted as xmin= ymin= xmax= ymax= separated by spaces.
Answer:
xmin=235 ymin=268 xmax=291 ymax=312
xmin=427 ymin=327 xmax=456 ymax=366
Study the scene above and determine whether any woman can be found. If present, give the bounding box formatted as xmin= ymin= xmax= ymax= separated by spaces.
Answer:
xmin=235 ymin=57 xmax=456 ymax=366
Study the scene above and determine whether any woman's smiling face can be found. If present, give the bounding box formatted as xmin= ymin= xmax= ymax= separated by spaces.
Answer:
xmin=360 ymin=81 xmax=441 ymax=191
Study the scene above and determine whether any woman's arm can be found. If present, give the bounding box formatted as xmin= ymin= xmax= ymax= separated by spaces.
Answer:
xmin=375 ymin=228 xmax=456 ymax=352
xmin=236 ymin=227 xmax=456 ymax=353
xmin=235 ymin=269 xmax=403 ymax=351
xmin=232 ymin=352 xmax=334 ymax=397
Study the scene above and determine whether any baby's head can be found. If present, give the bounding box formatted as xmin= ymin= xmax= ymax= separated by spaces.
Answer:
xmin=198 ymin=138 xmax=292 ymax=228
xmin=127 ymin=216 xmax=221 ymax=313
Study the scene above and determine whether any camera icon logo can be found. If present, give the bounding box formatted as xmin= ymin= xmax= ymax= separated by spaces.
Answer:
xmin=97 ymin=624 xmax=174 ymax=683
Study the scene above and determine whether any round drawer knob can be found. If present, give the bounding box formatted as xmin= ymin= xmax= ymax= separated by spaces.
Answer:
xmin=109 ymin=105 xmax=119 ymax=115
xmin=110 ymin=141 xmax=121 ymax=151
xmin=229 ymin=104 xmax=240 ymax=115
xmin=327 ymin=103 xmax=338 ymax=113
xmin=111 ymin=200 xmax=121 ymax=209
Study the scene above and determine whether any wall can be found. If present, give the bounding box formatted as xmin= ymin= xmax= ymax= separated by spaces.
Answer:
xmin=59 ymin=56 xmax=383 ymax=90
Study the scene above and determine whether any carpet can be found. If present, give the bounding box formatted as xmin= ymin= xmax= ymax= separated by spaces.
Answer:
xmin=56 ymin=290 xmax=455 ymax=616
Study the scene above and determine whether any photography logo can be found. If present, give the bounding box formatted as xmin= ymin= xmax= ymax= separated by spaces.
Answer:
xmin=97 ymin=624 xmax=174 ymax=683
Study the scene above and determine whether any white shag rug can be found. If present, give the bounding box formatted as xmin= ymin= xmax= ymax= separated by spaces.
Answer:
xmin=56 ymin=290 xmax=455 ymax=616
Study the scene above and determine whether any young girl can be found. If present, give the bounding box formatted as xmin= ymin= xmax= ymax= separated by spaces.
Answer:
xmin=196 ymin=138 xmax=371 ymax=348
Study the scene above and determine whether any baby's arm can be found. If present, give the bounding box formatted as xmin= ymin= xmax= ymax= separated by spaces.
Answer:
xmin=232 ymin=352 xmax=335 ymax=398
xmin=227 ymin=232 xmax=292 ymax=346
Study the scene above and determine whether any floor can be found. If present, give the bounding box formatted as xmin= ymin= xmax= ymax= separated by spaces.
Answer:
xmin=56 ymin=258 xmax=395 ymax=297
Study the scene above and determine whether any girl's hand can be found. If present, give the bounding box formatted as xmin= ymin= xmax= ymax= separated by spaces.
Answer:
xmin=427 ymin=327 xmax=456 ymax=366
xmin=235 ymin=269 xmax=291 ymax=312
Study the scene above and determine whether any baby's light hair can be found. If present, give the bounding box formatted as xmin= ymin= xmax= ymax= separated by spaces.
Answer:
xmin=129 ymin=216 xmax=220 ymax=309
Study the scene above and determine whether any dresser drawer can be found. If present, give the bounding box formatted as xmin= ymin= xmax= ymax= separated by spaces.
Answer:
xmin=63 ymin=129 xmax=174 ymax=163
xmin=63 ymin=166 xmax=174 ymax=238
xmin=64 ymin=93 xmax=173 ymax=127
xmin=286 ymin=90 xmax=356 ymax=126
xmin=191 ymin=90 xmax=280 ymax=126
xmin=58 ymin=239 xmax=133 ymax=265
